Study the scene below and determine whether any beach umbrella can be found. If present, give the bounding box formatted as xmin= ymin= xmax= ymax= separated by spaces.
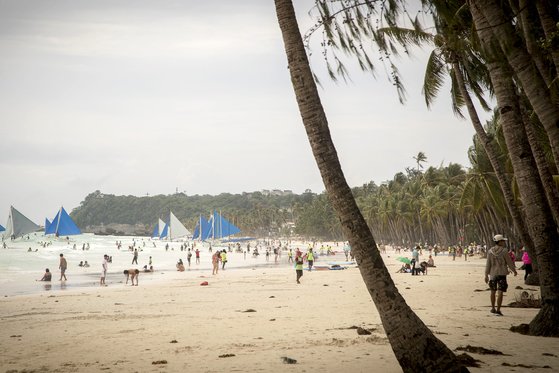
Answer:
xmin=396 ymin=257 xmax=411 ymax=265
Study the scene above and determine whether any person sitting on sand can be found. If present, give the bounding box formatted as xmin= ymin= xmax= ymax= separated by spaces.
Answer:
xmin=396 ymin=263 xmax=411 ymax=273
xmin=427 ymin=255 xmax=436 ymax=267
xmin=38 ymin=268 xmax=52 ymax=281
xmin=78 ymin=261 xmax=84 ymax=267
xmin=123 ymin=269 xmax=140 ymax=286
xmin=83 ymin=261 xmax=90 ymax=268
xmin=143 ymin=265 xmax=154 ymax=272
xmin=176 ymin=259 xmax=185 ymax=272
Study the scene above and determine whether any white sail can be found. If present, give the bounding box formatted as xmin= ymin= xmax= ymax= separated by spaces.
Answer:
xmin=158 ymin=219 xmax=166 ymax=236
xmin=169 ymin=211 xmax=191 ymax=240
xmin=3 ymin=206 xmax=41 ymax=239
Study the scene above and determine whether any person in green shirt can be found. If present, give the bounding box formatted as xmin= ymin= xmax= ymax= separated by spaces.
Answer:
xmin=295 ymin=254 xmax=304 ymax=284
xmin=306 ymin=248 xmax=315 ymax=271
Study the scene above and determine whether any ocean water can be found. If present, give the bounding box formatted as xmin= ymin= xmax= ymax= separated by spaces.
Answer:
xmin=0 ymin=233 xmax=304 ymax=297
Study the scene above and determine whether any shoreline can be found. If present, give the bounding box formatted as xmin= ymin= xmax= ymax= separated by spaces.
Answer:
xmin=2 ymin=253 xmax=558 ymax=372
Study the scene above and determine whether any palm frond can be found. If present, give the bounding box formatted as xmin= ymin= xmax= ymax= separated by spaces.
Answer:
xmin=422 ymin=50 xmax=446 ymax=108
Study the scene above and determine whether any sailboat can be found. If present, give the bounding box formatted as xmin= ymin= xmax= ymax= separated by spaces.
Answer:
xmin=192 ymin=214 xmax=212 ymax=241
xmin=151 ymin=218 xmax=166 ymax=238
xmin=44 ymin=219 xmax=51 ymax=233
xmin=158 ymin=211 xmax=191 ymax=240
xmin=45 ymin=207 xmax=81 ymax=236
xmin=0 ymin=224 xmax=5 ymax=232
xmin=192 ymin=210 xmax=240 ymax=241
xmin=3 ymin=206 xmax=41 ymax=239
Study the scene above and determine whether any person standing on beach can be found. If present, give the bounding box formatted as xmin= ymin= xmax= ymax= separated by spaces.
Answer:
xmin=132 ymin=249 xmax=138 ymax=265
xmin=100 ymin=254 xmax=108 ymax=286
xmin=411 ymin=246 xmax=420 ymax=275
xmin=187 ymin=249 xmax=192 ymax=268
xmin=288 ymin=248 xmax=293 ymax=263
xmin=212 ymin=251 xmax=220 ymax=275
xmin=306 ymin=248 xmax=315 ymax=271
xmin=485 ymin=234 xmax=517 ymax=316
xmin=220 ymin=250 xmax=227 ymax=270
xmin=195 ymin=248 xmax=200 ymax=264
xmin=59 ymin=253 xmax=67 ymax=281
xmin=295 ymin=254 xmax=304 ymax=284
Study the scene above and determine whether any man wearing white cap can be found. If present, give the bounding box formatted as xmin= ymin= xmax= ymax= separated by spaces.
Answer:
xmin=485 ymin=234 xmax=517 ymax=315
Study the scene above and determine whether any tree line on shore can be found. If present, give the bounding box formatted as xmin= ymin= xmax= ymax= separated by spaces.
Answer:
xmin=72 ymin=113 xmax=530 ymax=250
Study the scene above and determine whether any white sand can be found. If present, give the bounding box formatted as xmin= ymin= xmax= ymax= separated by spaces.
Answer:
xmin=1 ymin=253 xmax=558 ymax=372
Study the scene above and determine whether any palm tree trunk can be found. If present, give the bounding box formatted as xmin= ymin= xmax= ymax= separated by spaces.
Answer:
xmin=518 ymin=0 xmax=553 ymax=86
xmin=469 ymin=0 xmax=559 ymax=168
xmin=535 ymin=0 xmax=559 ymax=72
xmin=274 ymin=0 xmax=468 ymax=369
xmin=452 ymin=63 xmax=535 ymax=252
xmin=521 ymin=102 xmax=559 ymax=224
xmin=471 ymin=3 xmax=559 ymax=335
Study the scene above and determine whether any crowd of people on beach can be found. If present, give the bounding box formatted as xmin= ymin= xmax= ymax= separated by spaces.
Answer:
xmin=26 ymin=233 xmax=534 ymax=309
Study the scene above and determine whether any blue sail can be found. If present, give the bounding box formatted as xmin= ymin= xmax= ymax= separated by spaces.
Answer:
xmin=209 ymin=211 xmax=240 ymax=239
xmin=45 ymin=219 xmax=51 ymax=233
xmin=46 ymin=207 xmax=81 ymax=236
xmin=45 ymin=211 xmax=60 ymax=235
xmin=159 ymin=222 xmax=169 ymax=239
xmin=0 ymin=224 xmax=5 ymax=232
xmin=151 ymin=223 xmax=158 ymax=238
xmin=216 ymin=211 xmax=241 ymax=239
xmin=193 ymin=215 xmax=212 ymax=240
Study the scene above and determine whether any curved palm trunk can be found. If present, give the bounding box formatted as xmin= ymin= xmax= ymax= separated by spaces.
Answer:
xmin=471 ymin=3 xmax=559 ymax=336
xmin=521 ymin=103 xmax=559 ymax=224
xmin=274 ymin=0 xmax=468 ymax=370
xmin=452 ymin=64 xmax=535 ymax=255
xmin=469 ymin=0 xmax=559 ymax=168
xmin=535 ymin=0 xmax=559 ymax=72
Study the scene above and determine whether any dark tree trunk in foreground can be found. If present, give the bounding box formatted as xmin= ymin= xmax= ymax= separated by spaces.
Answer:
xmin=471 ymin=2 xmax=559 ymax=337
xmin=469 ymin=0 xmax=559 ymax=168
xmin=274 ymin=0 xmax=469 ymax=370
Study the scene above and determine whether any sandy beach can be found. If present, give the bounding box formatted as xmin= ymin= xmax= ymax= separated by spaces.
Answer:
xmin=1 ymin=252 xmax=558 ymax=373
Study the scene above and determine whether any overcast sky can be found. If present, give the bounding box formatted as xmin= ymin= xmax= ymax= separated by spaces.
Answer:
xmin=0 ymin=0 xmax=480 ymax=224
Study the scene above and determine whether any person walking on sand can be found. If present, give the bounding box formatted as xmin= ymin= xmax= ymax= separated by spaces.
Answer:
xmin=287 ymin=248 xmax=293 ymax=263
xmin=295 ymin=254 xmax=304 ymax=284
xmin=485 ymin=234 xmax=517 ymax=316
xmin=195 ymin=248 xmax=200 ymax=264
xmin=132 ymin=249 xmax=138 ymax=265
xmin=220 ymin=250 xmax=227 ymax=270
xmin=521 ymin=247 xmax=533 ymax=282
xmin=212 ymin=251 xmax=220 ymax=275
xmin=100 ymin=254 xmax=108 ymax=286
xmin=59 ymin=253 xmax=67 ymax=281
xmin=306 ymin=248 xmax=315 ymax=271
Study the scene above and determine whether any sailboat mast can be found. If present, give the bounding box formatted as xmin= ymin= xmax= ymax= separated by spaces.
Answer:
xmin=54 ymin=207 xmax=62 ymax=236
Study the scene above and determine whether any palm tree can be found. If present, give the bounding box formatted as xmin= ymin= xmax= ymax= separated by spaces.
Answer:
xmin=468 ymin=0 xmax=559 ymax=167
xmin=413 ymin=151 xmax=427 ymax=172
xmin=470 ymin=2 xmax=559 ymax=336
xmin=274 ymin=0 xmax=468 ymax=370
